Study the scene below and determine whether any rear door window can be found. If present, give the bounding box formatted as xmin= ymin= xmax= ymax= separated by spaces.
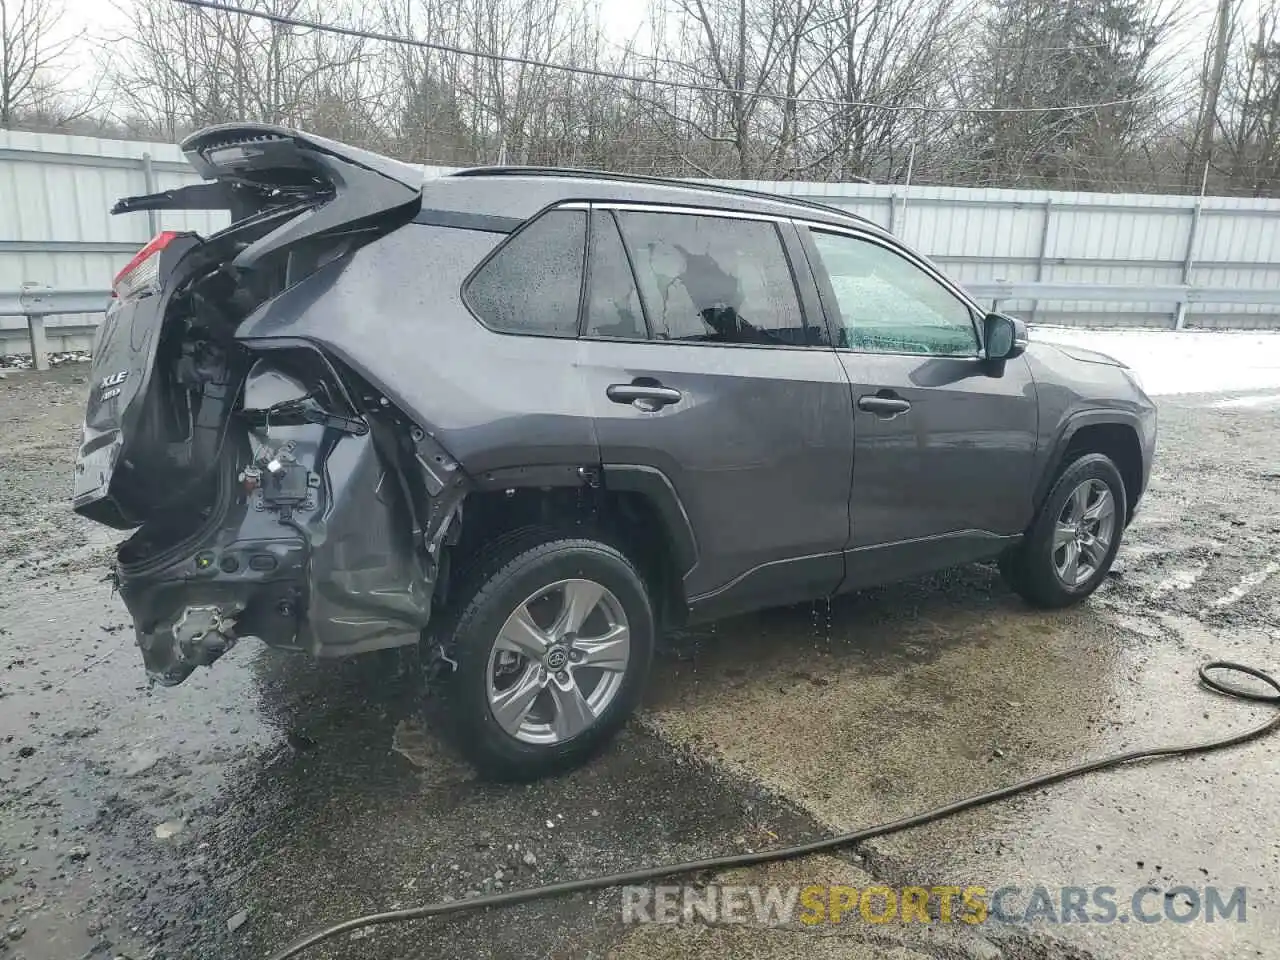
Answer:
xmin=585 ymin=212 xmax=648 ymax=339
xmin=465 ymin=209 xmax=586 ymax=337
xmin=615 ymin=211 xmax=812 ymax=346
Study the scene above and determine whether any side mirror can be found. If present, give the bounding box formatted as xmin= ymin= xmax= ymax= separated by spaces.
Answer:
xmin=983 ymin=313 xmax=1029 ymax=360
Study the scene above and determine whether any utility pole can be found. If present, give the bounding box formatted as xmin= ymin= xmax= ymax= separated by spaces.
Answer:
xmin=1191 ymin=0 xmax=1234 ymax=189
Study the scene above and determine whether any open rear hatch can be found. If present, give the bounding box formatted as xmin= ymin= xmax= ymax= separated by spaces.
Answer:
xmin=72 ymin=124 xmax=423 ymax=529
xmin=72 ymin=125 xmax=435 ymax=684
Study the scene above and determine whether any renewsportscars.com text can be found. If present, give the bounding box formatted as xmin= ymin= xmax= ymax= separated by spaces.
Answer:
xmin=621 ymin=884 xmax=1248 ymax=926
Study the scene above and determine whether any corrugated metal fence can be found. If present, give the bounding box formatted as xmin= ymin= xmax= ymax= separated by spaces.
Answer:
xmin=4 ymin=128 xmax=1280 ymax=354
xmin=720 ymin=178 xmax=1280 ymax=331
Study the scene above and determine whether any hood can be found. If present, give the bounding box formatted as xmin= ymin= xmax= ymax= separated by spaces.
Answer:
xmin=1032 ymin=341 xmax=1126 ymax=368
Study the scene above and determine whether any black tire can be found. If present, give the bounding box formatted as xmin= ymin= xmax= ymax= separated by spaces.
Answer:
xmin=1001 ymin=452 xmax=1128 ymax=609
xmin=438 ymin=535 xmax=655 ymax=782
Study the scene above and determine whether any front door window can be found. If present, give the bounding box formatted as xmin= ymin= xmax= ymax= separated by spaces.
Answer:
xmin=809 ymin=230 xmax=979 ymax=356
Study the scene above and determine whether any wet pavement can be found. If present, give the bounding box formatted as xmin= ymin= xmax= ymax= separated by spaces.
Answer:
xmin=2 ymin=366 xmax=1278 ymax=960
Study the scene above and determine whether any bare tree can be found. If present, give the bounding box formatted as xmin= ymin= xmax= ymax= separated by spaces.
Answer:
xmin=961 ymin=0 xmax=1181 ymax=190
xmin=1215 ymin=2 xmax=1280 ymax=194
xmin=805 ymin=0 xmax=967 ymax=182
xmin=634 ymin=0 xmax=827 ymax=178
xmin=0 ymin=0 xmax=1254 ymax=195
xmin=1186 ymin=0 xmax=1236 ymax=187
xmin=0 ymin=0 xmax=81 ymax=127
xmin=613 ymin=0 xmax=971 ymax=181
xmin=106 ymin=0 xmax=385 ymax=143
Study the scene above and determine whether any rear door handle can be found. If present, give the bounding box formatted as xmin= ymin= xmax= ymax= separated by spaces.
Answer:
xmin=857 ymin=395 xmax=912 ymax=416
xmin=607 ymin=383 xmax=683 ymax=409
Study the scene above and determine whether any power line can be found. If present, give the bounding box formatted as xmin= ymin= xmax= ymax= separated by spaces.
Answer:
xmin=171 ymin=0 xmax=1155 ymax=116
xmin=988 ymin=42 xmax=1110 ymax=52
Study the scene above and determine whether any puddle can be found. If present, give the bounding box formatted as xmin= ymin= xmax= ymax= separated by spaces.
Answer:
xmin=640 ymin=575 xmax=1280 ymax=960
xmin=1151 ymin=565 xmax=1206 ymax=595
xmin=643 ymin=567 xmax=1124 ymax=830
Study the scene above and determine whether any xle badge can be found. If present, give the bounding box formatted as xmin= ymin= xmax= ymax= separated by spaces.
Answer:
xmin=99 ymin=370 xmax=128 ymax=401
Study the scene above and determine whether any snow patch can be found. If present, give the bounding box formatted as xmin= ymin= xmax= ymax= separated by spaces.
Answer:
xmin=1213 ymin=392 xmax=1280 ymax=409
xmin=1032 ymin=328 xmax=1280 ymax=397
xmin=1209 ymin=562 xmax=1280 ymax=608
xmin=1151 ymin=566 xmax=1205 ymax=595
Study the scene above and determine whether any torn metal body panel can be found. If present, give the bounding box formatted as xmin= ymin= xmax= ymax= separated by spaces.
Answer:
xmin=72 ymin=123 xmax=467 ymax=685
xmin=112 ymin=355 xmax=464 ymax=685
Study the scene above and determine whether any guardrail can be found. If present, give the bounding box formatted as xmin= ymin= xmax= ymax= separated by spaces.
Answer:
xmin=966 ymin=281 xmax=1280 ymax=316
xmin=0 ymin=285 xmax=109 ymax=370
xmin=3 ymin=280 xmax=1280 ymax=372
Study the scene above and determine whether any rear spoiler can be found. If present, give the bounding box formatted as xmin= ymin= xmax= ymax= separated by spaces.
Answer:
xmin=108 ymin=123 xmax=425 ymax=272
xmin=112 ymin=124 xmax=426 ymax=220
xmin=181 ymin=123 xmax=426 ymax=190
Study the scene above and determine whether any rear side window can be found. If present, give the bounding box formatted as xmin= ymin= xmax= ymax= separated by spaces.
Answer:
xmin=616 ymin=211 xmax=809 ymax=346
xmin=585 ymin=212 xmax=647 ymax=339
xmin=466 ymin=210 xmax=586 ymax=337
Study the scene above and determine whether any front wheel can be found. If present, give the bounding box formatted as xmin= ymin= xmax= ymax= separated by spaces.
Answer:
xmin=439 ymin=536 xmax=655 ymax=781
xmin=1000 ymin=452 xmax=1127 ymax=609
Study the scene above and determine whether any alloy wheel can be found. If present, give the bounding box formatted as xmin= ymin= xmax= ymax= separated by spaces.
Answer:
xmin=485 ymin=578 xmax=631 ymax=745
xmin=1052 ymin=478 xmax=1117 ymax=587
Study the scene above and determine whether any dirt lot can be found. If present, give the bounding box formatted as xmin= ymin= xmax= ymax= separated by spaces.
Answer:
xmin=2 ymin=365 xmax=1278 ymax=960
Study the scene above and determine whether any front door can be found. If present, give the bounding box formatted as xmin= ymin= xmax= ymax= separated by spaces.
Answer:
xmin=577 ymin=206 xmax=855 ymax=618
xmin=798 ymin=226 xmax=1039 ymax=589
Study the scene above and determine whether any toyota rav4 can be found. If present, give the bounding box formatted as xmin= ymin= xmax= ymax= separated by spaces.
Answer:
xmin=73 ymin=123 xmax=1156 ymax=780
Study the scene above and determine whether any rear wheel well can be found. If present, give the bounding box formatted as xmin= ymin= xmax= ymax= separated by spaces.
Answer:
xmin=1060 ymin=423 xmax=1142 ymax=521
xmin=437 ymin=486 xmax=688 ymax=631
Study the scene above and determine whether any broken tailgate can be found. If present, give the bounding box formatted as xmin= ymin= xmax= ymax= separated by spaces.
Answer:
xmin=72 ymin=124 xmax=424 ymax=530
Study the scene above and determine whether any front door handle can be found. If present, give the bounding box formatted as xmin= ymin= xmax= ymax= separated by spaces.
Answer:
xmin=857 ymin=395 xmax=912 ymax=416
xmin=607 ymin=383 xmax=683 ymax=409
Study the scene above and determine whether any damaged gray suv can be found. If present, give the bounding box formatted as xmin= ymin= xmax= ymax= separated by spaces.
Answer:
xmin=73 ymin=124 xmax=1156 ymax=780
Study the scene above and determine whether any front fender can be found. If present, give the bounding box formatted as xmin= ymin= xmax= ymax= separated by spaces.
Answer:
xmin=1034 ymin=407 xmax=1156 ymax=516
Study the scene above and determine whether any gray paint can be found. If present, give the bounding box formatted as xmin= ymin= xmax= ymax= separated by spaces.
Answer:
xmin=1024 ymin=341 xmax=1159 ymax=495
xmin=237 ymin=224 xmax=599 ymax=476
xmin=580 ymin=337 xmax=854 ymax=601
xmin=73 ymin=143 xmax=1159 ymax=680
xmin=236 ymin=174 xmax=1156 ymax=620
xmin=840 ymin=352 xmax=1039 ymax=543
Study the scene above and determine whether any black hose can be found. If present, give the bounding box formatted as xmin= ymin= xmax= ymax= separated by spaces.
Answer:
xmin=267 ymin=661 xmax=1280 ymax=960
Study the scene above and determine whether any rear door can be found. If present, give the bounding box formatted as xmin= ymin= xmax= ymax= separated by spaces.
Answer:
xmin=798 ymin=225 xmax=1038 ymax=588
xmin=577 ymin=205 xmax=855 ymax=618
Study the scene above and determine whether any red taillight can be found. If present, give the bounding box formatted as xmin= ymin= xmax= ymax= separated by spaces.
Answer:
xmin=112 ymin=231 xmax=181 ymax=299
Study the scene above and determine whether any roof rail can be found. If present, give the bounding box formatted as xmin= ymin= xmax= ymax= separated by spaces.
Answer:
xmin=449 ymin=165 xmax=878 ymax=229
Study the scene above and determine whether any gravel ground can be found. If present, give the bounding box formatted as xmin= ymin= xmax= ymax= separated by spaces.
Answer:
xmin=1 ymin=365 xmax=1278 ymax=960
